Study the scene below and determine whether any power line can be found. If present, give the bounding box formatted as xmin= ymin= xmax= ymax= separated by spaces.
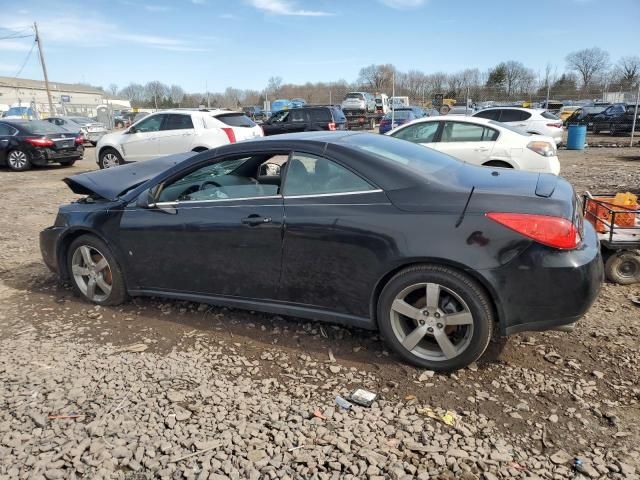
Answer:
xmin=0 ymin=33 xmax=34 ymax=40
xmin=13 ymin=40 xmax=37 ymax=79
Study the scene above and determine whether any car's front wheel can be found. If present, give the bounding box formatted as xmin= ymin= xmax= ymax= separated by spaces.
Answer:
xmin=67 ymin=235 xmax=127 ymax=305
xmin=98 ymin=148 xmax=123 ymax=169
xmin=377 ymin=265 xmax=494 ymax=371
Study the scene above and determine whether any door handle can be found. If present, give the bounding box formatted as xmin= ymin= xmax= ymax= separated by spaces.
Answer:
xmin=241 ymin=215 xmax=272 ymax=226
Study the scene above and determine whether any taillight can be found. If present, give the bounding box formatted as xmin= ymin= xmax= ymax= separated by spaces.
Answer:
xmin=527 ymin=140 xmax=556 ymax=157
xmin=547 ymin=122 xmax=562 ymax=128
xmin=328 ymin=122 xmax=336 ymax=131
xmin=25 ymin=137 xmax=54 ymax=147
xmin=75 ymin=135 xmax=84 ymax=145
xmin=486 ymin=212 xmax=580 ymax=250
xmin=222 ymin=127 xmax=236 ymax=143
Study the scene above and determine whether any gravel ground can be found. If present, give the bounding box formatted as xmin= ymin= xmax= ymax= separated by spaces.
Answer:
xmin=1 ymin=146 xmax=640 ymax=480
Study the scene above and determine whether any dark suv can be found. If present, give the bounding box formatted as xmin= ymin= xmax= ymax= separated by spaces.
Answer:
xmin=591 ymin=104 xmax=640 ymax=134
xmin=261 ymin=106 xmax=347 ymax=136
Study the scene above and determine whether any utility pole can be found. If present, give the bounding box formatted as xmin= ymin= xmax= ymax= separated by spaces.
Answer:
xmin=34 ymin=22 xmax=54 ymax=116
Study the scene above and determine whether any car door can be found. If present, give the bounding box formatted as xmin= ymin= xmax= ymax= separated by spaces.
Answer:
xmin=0 ymin=123 xmax=18 ymax=164
xmin=154 ymin=113 xmax=195 ymax=156
xmin=279 ymin=151 xmax=391 ymax=319
xmin=118 ymin=152 xmax=286 ymax=298
xmin=391 ymin=121 xmax=441 ymax=150
xmin=283 ymin=109 xmax=309 ymax=133
xmin=261 ymin=110 xmax=289 ymax=136
xmin=434 ymin=121 xmax=498 ymax=164
xmin=120 ymin=114 xmax=166 ymax=161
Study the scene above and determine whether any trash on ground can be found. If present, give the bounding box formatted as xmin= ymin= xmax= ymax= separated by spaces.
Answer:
xmin=312 ymin=409 xmax=327 ymax=420
xmin=118 ymin=343 xmax=148 ymax=353
xmin=335 ymin=395 xmax=352 ymax=410
xmin=417 ymin=406 xmax=458 ymax=427
xmin=349 ymin=388 xmax=378 ymax=407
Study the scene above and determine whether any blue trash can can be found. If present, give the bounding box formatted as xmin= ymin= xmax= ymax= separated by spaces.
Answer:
xmin=566 ymin=124 xmax=587 ymax=150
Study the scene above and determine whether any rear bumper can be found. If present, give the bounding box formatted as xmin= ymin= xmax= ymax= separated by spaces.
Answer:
xmin=40 ymin=226 xmax=66 ymax=274
xmin=480 ymin=221 xmax=603 ymax=336
xmin=31 ymin=147 xmax=83 ymax=166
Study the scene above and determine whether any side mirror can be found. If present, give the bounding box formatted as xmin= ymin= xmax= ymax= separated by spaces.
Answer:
xmin=136 ymin=188 xmax=176 ymax=214
xmin=128 ymin=126 xmax=137 ymax=134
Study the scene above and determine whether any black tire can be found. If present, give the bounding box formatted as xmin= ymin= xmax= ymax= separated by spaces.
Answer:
xmin=67 ymin=234 xmax=127 ymax=306
xmin=377 ymin=264 xmax=494 ymax=371
xmin=59 ymin=158 xmax=77 ymax=167
xmin=604 ymin=251 xmax=640 ymax=285
xmin=609 ymin=123 xmax=617 ymax=136
xmin=98 ymin=148 xmax=123 ymax=169
xmin=7 ymin=148 xmax=32 ymax=171
xmin=483 ymin=160 xmax=513 ymax=169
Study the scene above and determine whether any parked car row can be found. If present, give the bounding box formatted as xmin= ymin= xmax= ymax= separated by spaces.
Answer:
xmin=44 ymin=116 xmax=109 ymax=145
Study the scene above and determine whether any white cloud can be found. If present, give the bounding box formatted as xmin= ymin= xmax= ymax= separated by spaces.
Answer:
xmin=0 ymin=40 xmax=33 ymax=51
xmin=379 ymin=0 xmax=426 ymax=9
xmin=247 ymin=0 xmax=333 ymax=16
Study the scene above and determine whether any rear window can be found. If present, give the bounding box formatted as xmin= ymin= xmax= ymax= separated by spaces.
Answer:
xmin=343 ymin=133 xmax=459 ymax=176
xmin=19 ymin=120 xmax=67 ymax=134
xmin=332 ymin=108 xmax=346 ymax=122
xmin=214 ymin=113 xmax=256 ymax=128
xmin=345 ymin=93 xmax=364 ymax=100
xmin=310 ymin=108 xmax=331 ymax=122
xmin=541 ymin=111 xmax=560 ymax=120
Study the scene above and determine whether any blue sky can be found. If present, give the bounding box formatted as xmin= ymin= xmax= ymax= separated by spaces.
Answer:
xmin=0 ymin=0 xmax=638 ymax=93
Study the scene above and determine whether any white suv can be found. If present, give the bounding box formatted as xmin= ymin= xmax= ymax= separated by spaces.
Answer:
xmin=473 ymin=107 xmax=563 ymax=145
xmin=96 ymin=109 xmax=263 ymax=169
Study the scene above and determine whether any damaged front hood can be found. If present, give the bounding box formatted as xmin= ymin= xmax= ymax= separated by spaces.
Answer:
xmin=64 ymin=152 xmax=196 ymax=201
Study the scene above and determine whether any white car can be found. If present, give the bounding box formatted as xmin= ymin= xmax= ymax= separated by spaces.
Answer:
xmin=96 ymin=109 xmax=263 ymax=169
xmin=472 ymin=107 xmax=563 ymax=145
xmin=386 ymin=116 xmax=560 ymax=175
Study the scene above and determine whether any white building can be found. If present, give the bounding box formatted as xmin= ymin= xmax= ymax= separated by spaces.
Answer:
xmin=0 ymin=76 xmax=129 ymax=117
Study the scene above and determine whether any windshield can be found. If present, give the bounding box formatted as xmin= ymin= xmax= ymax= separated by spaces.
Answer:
xmin=4 ymin=106 xmax=33 ymax=117
xmin=214 ymin=113 xmax=256 ymax=127
xmin=342 ymin=133 xmax=459 ymax=176
xmin=19 ymin=120 xmax=67 ymax=135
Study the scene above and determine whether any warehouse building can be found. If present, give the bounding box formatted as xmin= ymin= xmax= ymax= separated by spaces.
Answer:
xmin=0 ymin=76 xmax=130 ymax=117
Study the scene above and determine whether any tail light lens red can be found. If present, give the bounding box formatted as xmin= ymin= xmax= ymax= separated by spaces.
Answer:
xmin=75 ymin=135 xmax=84 ymax=145
xmin=547 ymin=122 xmax=562 ymax=128
xmin=222 ymin=127 xmax=236 ymax=143
xmin=486 ymin=212 xmax=580 ymax=250
xmin=25 ymin=137 xmax=55 ymax=147
xmin=327 ymin=122 xmax=336 ymax=131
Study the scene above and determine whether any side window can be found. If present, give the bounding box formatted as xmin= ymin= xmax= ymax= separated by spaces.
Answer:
xmin=519 ymin=111 xmax=532 ymax=120
xmin=157 ymin=156 xmax=281 ymax=203
xmin=135 ymin=114 xmax=164 ymax=133
xmin=474 ymin=110 xmax=499 ymax=120
xmin=393 ymin=122 xmax=440 ymax=143
xmin=441 ymin=122 xmax=497 ymax=142
xmin=271 ymin=111 xmax=289 ymax=123
xmin=162 ymin=114 xmax=194 ymax=131
xmin=0 ymin=124 xmax=16 ymax=135
xmin=284 ymin=153 xmax=375 ymax=196
xmin=311 ymin=109 xmax=331 ymax=122
xmin=289 ymin=110 xmax=307 ymax=123
xmin=498 ymin=109 xmax=522 ymax=122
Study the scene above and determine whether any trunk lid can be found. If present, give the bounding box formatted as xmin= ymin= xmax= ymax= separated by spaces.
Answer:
xmin=64 ymin=152 xmax=195 ymax=201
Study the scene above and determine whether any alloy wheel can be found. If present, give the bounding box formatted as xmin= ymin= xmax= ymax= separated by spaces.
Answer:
xmin=102 ymin=153 xmax=120 ymax=168
xmin=71 ymin=245 xmax=113 ymax=302
xmin=389 ymin=282 xmax=474 ymax=361
xmin=8 ymin=151 xmax=28 ymax=170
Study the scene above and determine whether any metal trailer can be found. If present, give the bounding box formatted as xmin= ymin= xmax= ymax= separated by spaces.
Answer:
xmin=583 ymin=192 xmax=640 ymax=284
xmin=343 ymin=109 xmax=384 ymax=130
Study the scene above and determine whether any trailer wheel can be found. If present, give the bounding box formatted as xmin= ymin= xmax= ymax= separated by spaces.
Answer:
xmin=605 ymin=251 xmax=640 ymax=285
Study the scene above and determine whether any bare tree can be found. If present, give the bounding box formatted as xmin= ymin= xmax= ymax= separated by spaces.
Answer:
xmin=144 ymin=81 xmax=168 ymax=110
xmin=357 ymin=64 xmax=395 ymax=91
xmin=565 ymin=47 xmax=610 ymax=88
xmin=118 ymin=83 xmax=145 ymax=106
xmin=169 ymin=85 xmax=185 ymax=106
xmin=266 ymin=76 xmax=283 ymax=97
xmin=614 ymin=56 xmax=640 ymax=89
xmin=107 ymin=83 xmax=118 ymax=96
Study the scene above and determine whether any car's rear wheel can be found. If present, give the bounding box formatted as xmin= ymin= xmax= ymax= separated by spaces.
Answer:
xmin=99 ymin=148 xmax=123 ymax=169
xmin=377 ymin=265 xmax=494 ymax=371
xmin=604 ymin=251 xmax=640 ymax=285
xmin=67 ymin=235 xmax=127 ymax=305
xmin=483 ymin=160 xmax=512 ymax=169
xmin=7 ymin=149 xmax=32 ymax=171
